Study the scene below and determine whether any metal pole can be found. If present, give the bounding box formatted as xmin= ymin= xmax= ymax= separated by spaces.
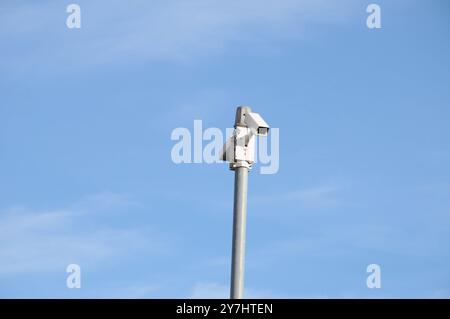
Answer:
xmin=230 ymin=165 xmax=248 ymax=299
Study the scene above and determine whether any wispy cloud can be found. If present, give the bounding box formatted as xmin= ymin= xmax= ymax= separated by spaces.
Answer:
xmin=0 ymin=0 xmax=357 ymax=74
xmin=71 ymin=191 xmax=140 ymax=212
xmin=247 ymin=219 xmax=450 ymax=272
xmin=282 ymin=185 xmax=340 ymax=208
xmin=0 ymin=192 xmax=169 ymax=276
xmin=250 ymin=183 xmax=342 ymax=210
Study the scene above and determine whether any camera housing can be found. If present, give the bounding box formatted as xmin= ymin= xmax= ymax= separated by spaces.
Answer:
xmin=219 ymin=107 xmax=270 ymax=169
xmin=244 ymin=112 xmax=270 ymax=136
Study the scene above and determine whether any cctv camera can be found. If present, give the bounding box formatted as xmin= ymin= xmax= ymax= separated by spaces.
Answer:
xmin=244 ymin=112 xmax=270 ymax=136
xmin=219 ymin=107 xmax=270 ymax=169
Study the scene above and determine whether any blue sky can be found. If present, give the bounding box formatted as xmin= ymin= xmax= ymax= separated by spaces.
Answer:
xmin=0 ymin=0 xmax=449 ymax=298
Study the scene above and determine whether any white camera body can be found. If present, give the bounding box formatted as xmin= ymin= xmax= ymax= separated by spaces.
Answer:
xmin=220 ymin=108 xmax=269 ymax=169
xmin=234 ymin=126 xmax=255 ymax=163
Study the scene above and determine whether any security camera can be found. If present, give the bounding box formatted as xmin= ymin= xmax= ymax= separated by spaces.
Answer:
xmin=244 ymin=112 xmax=270 ymax=136
xmin=220 ymin=106 xmax=270 ymax=169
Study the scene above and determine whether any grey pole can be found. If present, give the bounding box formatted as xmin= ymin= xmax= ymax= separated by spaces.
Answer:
xmin=230 ymin=165 xmax=248 ymax=299
xmin=229 ymin=106 xmax=252 ymax=299
xmin=225 ymin=106 xmax=269 ymax=299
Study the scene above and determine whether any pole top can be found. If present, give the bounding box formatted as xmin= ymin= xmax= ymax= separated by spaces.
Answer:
xmin=234 ymin=106 xmax=252 ymax=127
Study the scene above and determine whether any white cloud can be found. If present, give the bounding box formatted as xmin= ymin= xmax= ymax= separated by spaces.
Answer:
xmin=283 ymin=185 xmax=339 ymax=208
xmin=0 ymin=0 xmax=358 ymax=73
xmin=250 ymin=183 xmax=341 ymax=210
xmin=0 ymin=192 xmax=168 ymax=276
xmin=71 ymin=191 xmax=140 ymax=212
